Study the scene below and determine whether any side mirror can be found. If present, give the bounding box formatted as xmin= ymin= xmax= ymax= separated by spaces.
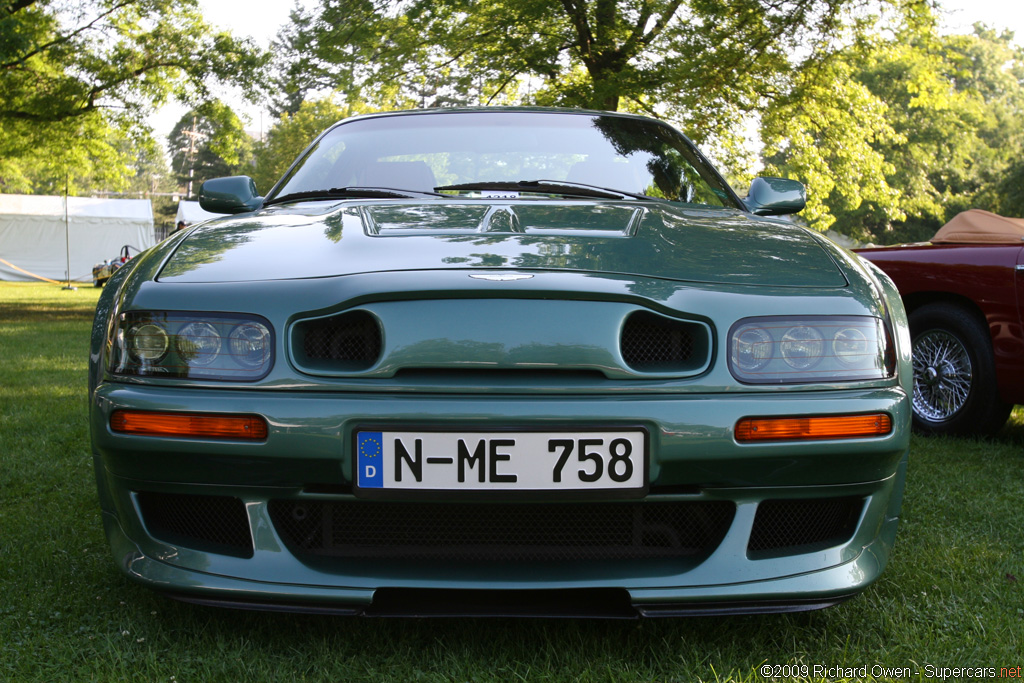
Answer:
xmin=744 ymin=177 xmax=806 ymax=216
xmin=198 ymin=176 xmax=263 ymax=214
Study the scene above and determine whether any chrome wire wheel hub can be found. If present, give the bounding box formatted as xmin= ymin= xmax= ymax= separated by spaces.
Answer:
xmin=912 ymin=330 xmax=972 ymax=422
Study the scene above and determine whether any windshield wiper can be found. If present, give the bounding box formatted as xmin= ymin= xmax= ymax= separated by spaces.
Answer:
xmin=265 ymin=186 xmax=447 ymax=206
xmin=435 ymin=179 xmax=656 ymax=201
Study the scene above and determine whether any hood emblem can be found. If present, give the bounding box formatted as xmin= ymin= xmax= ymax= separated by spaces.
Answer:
xmin=469 ymin=273 xmax=535 ymax=282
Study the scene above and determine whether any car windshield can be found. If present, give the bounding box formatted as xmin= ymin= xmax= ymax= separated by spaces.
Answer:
xmin=266 ymin=110 xmax=742 ymax=209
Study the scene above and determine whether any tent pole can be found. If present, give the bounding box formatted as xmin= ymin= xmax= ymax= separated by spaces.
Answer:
xmin=62 ymin=172 xmax=77 ymax=291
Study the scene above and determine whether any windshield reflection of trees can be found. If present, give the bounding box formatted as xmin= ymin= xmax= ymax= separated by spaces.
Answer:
xmin=435 ymin=232 xmax=659 ymax=274
xmin=434 ymin=209 xmax=838 ymax=288
xmin=300 ymin=192 xmax=837 ymax=289
xmin=367 ymin=204 xmax=490 ymax=233
xmin=351 ymin=203 xmax=641 ymax=236
xmin=590 ymin=115 xmax=734 ymax=207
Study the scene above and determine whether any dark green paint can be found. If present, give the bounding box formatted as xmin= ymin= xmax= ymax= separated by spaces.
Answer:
xmin=744 ymin=177 xmax=807 ymax=216
xmin=159 ymin=200 xmax=844 ymax=287
xmin=198 ymin=175 xmax=263 ymax=214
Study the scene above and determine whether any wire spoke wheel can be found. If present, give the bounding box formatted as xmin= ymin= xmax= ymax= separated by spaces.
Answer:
xmin=908 ymin=303 xmax=1011 ymax=435
xmin=912 ymin=329 xmax=973 ymax=422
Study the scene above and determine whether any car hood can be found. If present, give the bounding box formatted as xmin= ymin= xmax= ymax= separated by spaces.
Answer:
xmin=158 ymin=200 xmax=846 ymax=287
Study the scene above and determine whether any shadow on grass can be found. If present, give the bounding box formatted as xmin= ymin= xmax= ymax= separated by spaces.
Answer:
xmin=0 ymin=305 xmax=98 ymax=323
xmin=109 ymin=588 xmax=845 ymax=679
xmin=909 ymin=406 xmax=1024 ymax=450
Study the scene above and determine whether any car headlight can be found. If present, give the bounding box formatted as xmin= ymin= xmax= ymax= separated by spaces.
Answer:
xmin=729 ymin=316 xmax=892 ymax=384
xmin=110 ymin=312 xmax=273 ymax=380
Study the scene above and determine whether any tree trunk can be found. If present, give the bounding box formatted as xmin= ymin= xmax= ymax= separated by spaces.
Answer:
xmin=589 ymin=71 xmax=621 ymax=111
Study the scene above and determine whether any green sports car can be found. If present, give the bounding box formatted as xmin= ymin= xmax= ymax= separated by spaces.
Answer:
xmin=89 ymin=108 xmax=911 ymax=616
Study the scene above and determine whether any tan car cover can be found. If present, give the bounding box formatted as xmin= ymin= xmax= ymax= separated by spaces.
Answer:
xmin=932 ymin=209 xmax=1024 ymax=244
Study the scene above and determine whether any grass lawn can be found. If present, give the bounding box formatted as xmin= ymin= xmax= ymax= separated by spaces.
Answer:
xmin=1 ymin=282 xmax=1021 ymax=682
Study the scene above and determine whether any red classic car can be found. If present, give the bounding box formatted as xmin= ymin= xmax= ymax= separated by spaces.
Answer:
xmin=857 ymin=210 xmax=1024 ymax=435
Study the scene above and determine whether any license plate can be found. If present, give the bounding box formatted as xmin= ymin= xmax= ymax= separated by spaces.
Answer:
xmin=354 ymin=429 xmax=647 ymax=494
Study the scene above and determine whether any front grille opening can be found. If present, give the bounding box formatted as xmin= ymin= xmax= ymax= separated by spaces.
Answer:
xmin=268 ymin=500 xmax=735 ymax=563
xmin=748 ymin=496 xmax=864 ymax=558
xmin=294 ymin=310 xmax=382 ymax=372
xmin=136 ymin=492 xmax=253 ymax=558
xmin=620 ymin=311 xmax=708 ymax=373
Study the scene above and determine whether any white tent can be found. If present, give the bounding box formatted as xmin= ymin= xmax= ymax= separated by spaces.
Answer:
xmin=0 ymin=194 xmax=154 ymax=282
xmin=175 ymin=200 xmax=221 ymax=227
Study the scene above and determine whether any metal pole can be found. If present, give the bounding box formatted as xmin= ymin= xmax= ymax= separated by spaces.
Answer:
xmin=186 ymin=115 xmax=198 ymax=199
xmin=62 ymin=172 xmax=77 ymax=291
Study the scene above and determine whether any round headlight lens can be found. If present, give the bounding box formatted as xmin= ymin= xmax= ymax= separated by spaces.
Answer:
xmin=732 ymin=325 xmax=773 ymax=372
xmin=113 ymin=312 xmax=274 ymax=379
xmin=228 ymin=322 xmax=271 ymax=369
xmin=729 ymin=316 xmax=888 ymax=384
xmin=833 ymin=327 xmax=869 ymax=366
xmin=175 ymin=322 xmax=222 ymax=366
xmin=780 ymin=325 xmax=824 ymax=369
xmin=128 ymin=322 xmax=169 ymax=363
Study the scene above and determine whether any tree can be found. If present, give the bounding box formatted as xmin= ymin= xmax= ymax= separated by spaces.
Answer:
xmin=1 ymin=0 xmax=266 ymax=195
xmin=121 ymin=131 xmax=175 ymax=197
xmin=267 ymin=0 xmax=1024 ymax=241
xmin=760 ymin=5 xmax=1024 ymax=239
xmin=996 ymin=158 xmax=1024 ymax=217
xmin=266 ymin=2 xmax=320 ymax=118
xmin=759 ymin=52 xmax=903 ymax=234
xmin=945 ymin=26 xmax=1024 ymax=221
xmin=1 ymin=0 xmax=265 ymax=125
xmin=252 ymin=98 xmax=373 ymax=193
xmin=269 ymin=0 xmax=852 ymax=138
xmin=0 ymin=114 xmax=150 ymax=195
xmin=169 ymin=102 xmax=255 ymax=197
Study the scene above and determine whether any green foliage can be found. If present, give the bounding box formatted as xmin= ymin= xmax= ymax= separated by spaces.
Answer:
xmin=1 ymin=0 xmax=266 ymax=125
xmin=117 ymin=129 xmax=175 ymax=197
xmin=251 ymin=98 xmax=371 ymax=193
xmin=265 ymin=3 xmax=321 ymax=118
xmin=0 ymin=116 xmax=128 ymax=194
xmin=761 ymin=54 xmax=903 ymax=234
xmin=0 ymin=0 xmax=267 ymax=196
xmin=762 ymin=4 xmax=1024 ymax=240
xmin=269 ymin=0 xmax=1024 ymax=241
xmin=168 ymin=102 xmax=254 ymax=197
xmin=269 ymin=0 xmax=849 ymax=128
xmin=267 ymin=0 xmax=1023 ymax=240
xmin=997 ymin=158 xmax=1024 ymax=217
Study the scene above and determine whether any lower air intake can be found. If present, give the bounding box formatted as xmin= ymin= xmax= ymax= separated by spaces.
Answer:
xmin=748 ymin=496 xmax=864 ymax=557
xmin=136 ymin=492 xmax=253 ymax=558
xmin=269 ymin=500 xmax=734 ymax=562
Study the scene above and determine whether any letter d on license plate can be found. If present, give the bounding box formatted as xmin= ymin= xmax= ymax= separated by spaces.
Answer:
xmin=355 ymin=429 xmax=647 ymax=495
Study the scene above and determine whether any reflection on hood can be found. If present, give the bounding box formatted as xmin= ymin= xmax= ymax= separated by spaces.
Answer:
xmin=159 ymin=201 xmax=846 ymax=288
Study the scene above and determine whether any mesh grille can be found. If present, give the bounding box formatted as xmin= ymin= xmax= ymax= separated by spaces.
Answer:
xmin=269 ymin=500 xmax=735 ymax=562
xmin=136 ymin=492 xmax=253 ymax=557
xmin=299 ymin=311 xmax=381 ymax=370
xmin=620 ymin=312 xmax=700 ymax=372
xmin=748 ymin=497 xmax=863 ymax=556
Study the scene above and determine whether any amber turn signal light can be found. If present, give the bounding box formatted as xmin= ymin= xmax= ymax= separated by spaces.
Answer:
xmin=735 ymin=413 xmax=892 ymax=442
xmin=110 ymin=410 xmax=268 ymax=440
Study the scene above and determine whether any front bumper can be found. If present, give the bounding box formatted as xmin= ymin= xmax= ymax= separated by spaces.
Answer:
xmin=92 ymin=383 xmax=910 ymax=616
